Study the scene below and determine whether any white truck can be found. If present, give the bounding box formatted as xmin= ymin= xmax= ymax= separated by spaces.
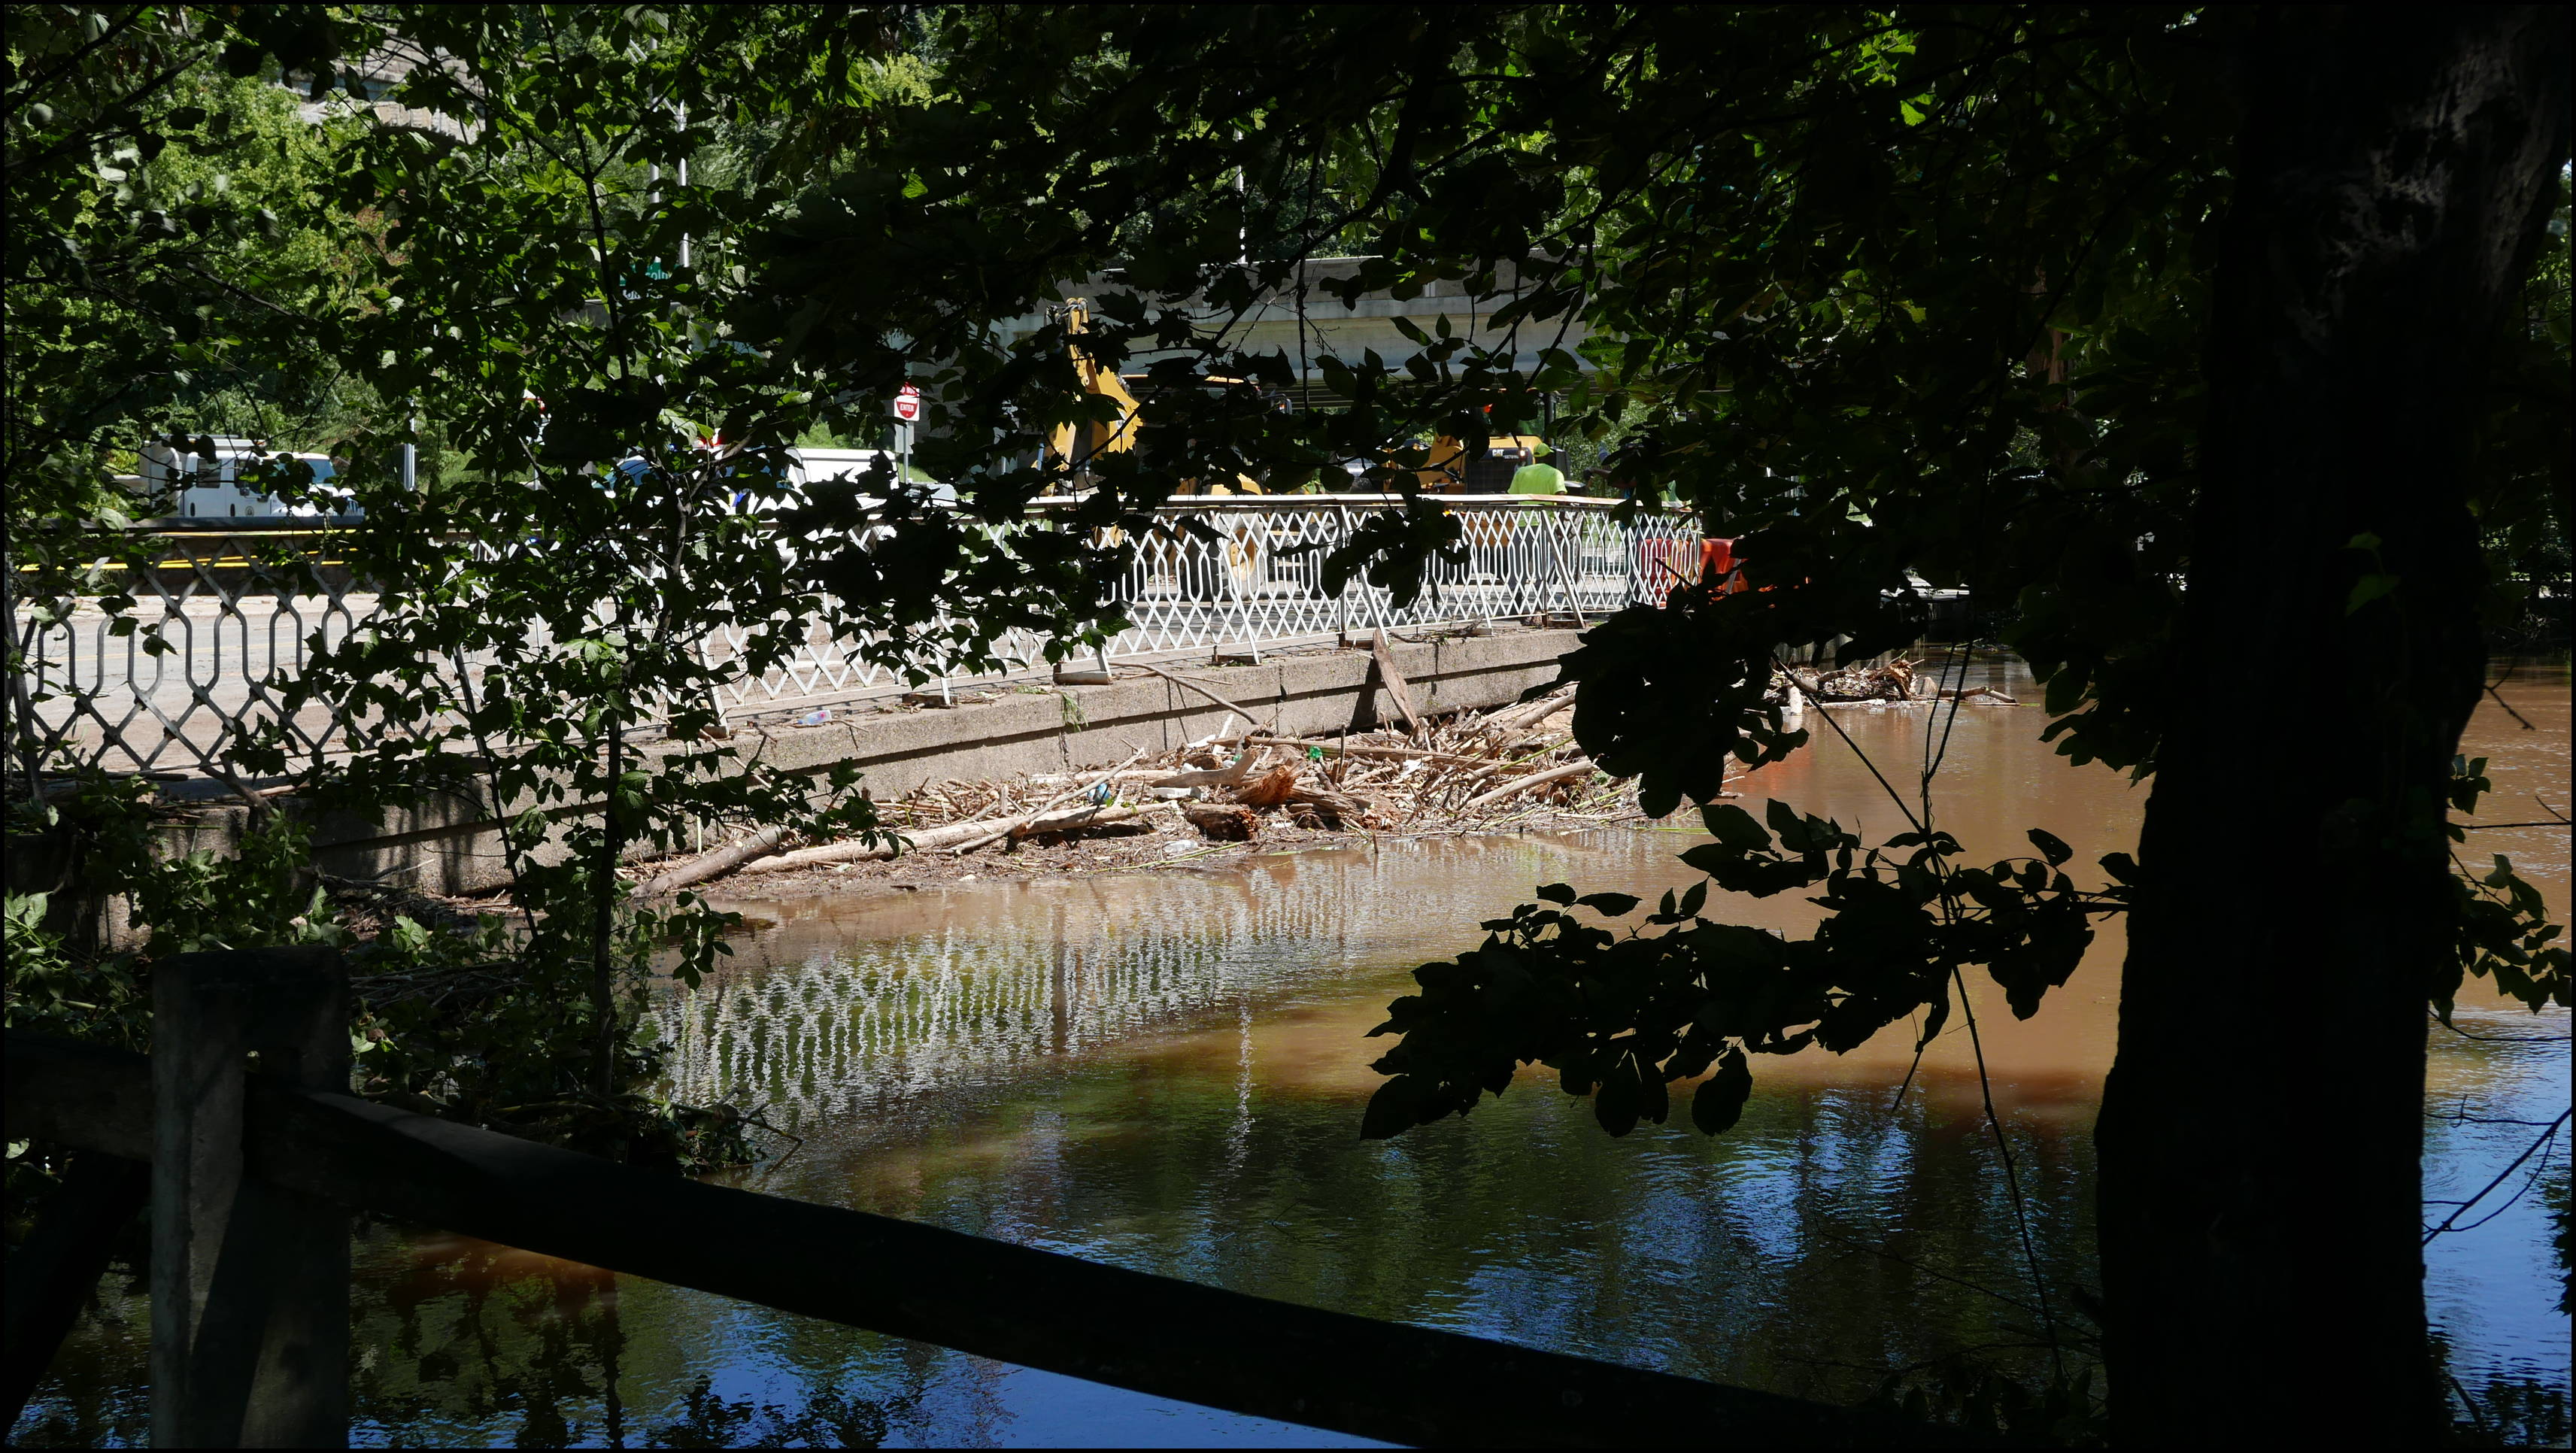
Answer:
xmin=781 ymin=447 xmax=954 ymax=505
xmin=141 ymin=438 xmax=361 ymax=521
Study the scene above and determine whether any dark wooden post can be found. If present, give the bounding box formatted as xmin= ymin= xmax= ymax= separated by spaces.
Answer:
xmin=151 ymin=947 xmax=350 ymax=1449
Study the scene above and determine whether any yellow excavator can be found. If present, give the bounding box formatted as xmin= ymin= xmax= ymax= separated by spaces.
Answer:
xmin=1045 ymin=299 xmax=1266 ymax=494
xmin=1046 ymin=300 xmax=1555 ymax=496
xmin=1416 ymin=433 xmax=1552 ymax=494
xmin=1045 ymin=299 xmax=1145 ymax=471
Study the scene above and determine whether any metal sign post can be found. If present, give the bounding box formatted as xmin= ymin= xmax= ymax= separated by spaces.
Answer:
xmin=892 ymin=385 xmax=922 ymax=484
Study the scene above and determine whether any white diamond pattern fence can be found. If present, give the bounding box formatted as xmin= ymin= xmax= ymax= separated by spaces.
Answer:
xmin=13 ymin=497 xmax=1701 ymax=778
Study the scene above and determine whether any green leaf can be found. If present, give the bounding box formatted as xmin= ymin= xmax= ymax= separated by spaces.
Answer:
xmin=1765 ymin=796 xmax=1808 ymax=845
xmin=1360 ymin=1075 xmax=1428 ymax=1139
xmin=1691 ymin=1049 xmax=1752 ymax=1134
xmin=1576 ymin=891 xmax=1641 ymax=917
xmin=2345 ymin=573 xmax=2400 ymax=614
xmin=1701 ymin=802 xmax=1771 ymax=854
xmin=2027 ymin=827 xmax=2073 ymax=866
xmin=1593 ymin=1068 xmax=1641 ymax=1136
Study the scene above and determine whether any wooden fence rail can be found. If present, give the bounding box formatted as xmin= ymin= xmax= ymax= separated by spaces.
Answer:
xmin=3 ymin=954 xmax=1999 ymax=1448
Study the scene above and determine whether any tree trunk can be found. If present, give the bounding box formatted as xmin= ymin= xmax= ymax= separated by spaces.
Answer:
xmin=593 ymin=687 xmax=627 ymax=1105
xmin=2100 ymin=9 xmax=2565 ymax=1445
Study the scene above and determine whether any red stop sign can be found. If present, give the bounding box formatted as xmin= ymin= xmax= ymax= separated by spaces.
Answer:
xmin=893 ymin=385 xmax=922 ymax=423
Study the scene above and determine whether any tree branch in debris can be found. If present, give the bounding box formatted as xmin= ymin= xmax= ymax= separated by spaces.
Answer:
xmin=1130 ymin=661 xmax=1276 ymax=734
xmin=1457 ymin=759 xmax=1604 ymax=814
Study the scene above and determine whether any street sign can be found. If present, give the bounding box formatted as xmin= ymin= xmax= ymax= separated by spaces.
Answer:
xmin=893 ymin=385 xmax=922 ymax=423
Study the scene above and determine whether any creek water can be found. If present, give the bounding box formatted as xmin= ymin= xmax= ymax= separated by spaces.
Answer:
xmin=15 ymin=655 xmax=2568 ymax=1448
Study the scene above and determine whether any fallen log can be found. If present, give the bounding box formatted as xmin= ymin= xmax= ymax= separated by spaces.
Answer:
xmin=735 ymin=819 xmax=996 ymax=875
xmin=1028 ymin=769 xmax=1161 ymax=787
xmin=1283 ymin=785 xmax=1372 ymax=827
xmin=1458 ymin=760 xmax=1604 ymax=814
xmin=641 ymin=824 xmax=793 ymax=896
xmin=740 ymin=802 xmax=1167 ymax=874
xmin=949 ymin=747 xmax=1151 ymax=854
xmin=1473 ymin=686 xmax=1576 ymax=741
xmin=1009 ymin=803 xmax=1164 ymax=840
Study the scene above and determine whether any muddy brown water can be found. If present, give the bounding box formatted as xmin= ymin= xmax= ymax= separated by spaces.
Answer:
xmin=16 ymin=654 xmax=2567 ymax=1448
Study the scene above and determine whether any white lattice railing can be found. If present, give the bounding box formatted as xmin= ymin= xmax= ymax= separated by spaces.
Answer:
xmin=11 ymin=496 xmax=1701 ymax=778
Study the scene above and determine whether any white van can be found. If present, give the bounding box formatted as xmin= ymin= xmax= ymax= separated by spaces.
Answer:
xmin=142 ymin=438 xmax=361 ymax=521
xmin=784 ymin=447 xmax=954 ymax=505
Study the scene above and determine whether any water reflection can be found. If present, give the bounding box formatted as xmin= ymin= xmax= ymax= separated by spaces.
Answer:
xmin=14 ymin=655 xmax=2565 ymax=1447
xmin=658 ymin=839 xmax=1602 ymax=1130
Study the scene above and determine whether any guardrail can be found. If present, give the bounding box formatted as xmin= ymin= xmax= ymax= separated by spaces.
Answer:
xmin=10 ymin=496 xmax=1701 ymax=779
xmin=2 ymin=949 xmax=1979 ymax=1448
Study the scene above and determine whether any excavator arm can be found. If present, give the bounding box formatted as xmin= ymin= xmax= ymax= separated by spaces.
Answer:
xmin=1045 ymin=299 xmax=1143 ymax=467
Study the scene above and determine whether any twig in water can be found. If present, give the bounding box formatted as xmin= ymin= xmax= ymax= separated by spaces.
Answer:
xmin=1921 ymin=639 xmax=1980 ymax=824
xmin=1775 ymin=655 xmax=1926 ymax=834
xmin=2421 ymin=1109 xmax=2570 ymax=1245
xmin=1952 ymin=963 xmax=2066 ymax=1379
xmin=2481 ymin=669 xmax=2535 ymax=731
xmin=749 ymin=1115 xmax=807 ymax=1170
xmin=2429 ymin=1011 xmax=2572 ymax=1045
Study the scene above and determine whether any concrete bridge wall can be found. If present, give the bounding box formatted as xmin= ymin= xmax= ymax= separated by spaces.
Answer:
xmin=13 ymin=629 xmax=1580 ymax=940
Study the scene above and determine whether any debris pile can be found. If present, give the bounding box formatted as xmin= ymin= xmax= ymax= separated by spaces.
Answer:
xmin=1796 ymin=658 xmax=1931 ymax=702
xmin=1774 ymin=658 xmax=2019 ymax=707
xmin=635 ymin=685 xmax=1635 ymax=891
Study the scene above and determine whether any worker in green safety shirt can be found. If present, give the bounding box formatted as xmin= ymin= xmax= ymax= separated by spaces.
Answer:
xmin=1508 ymin=460 xmax=1565 ymax=494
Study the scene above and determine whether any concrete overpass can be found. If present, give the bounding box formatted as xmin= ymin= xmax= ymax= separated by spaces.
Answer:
xmin=992 ymin=256 xmax=1593 ymax=405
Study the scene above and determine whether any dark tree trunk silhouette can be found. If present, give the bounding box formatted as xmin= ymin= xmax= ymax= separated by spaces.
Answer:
xmin=2101 ymin=8 xmax=2566 ymax=1445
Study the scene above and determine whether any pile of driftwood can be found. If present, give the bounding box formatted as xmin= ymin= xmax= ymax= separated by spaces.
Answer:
xmin=637 ymin=684 xmax=1622 ymax=893
xmin=1798 ymin=658 xmax=1931 ymax=702
xmin=1776 ymin=658 xmax=2019 ymax=706
xmin=1021 ymin=683 xmax=1613 ymax=839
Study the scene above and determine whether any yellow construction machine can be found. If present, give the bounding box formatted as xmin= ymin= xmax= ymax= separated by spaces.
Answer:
xmin=1045 ymin=299 xmax=1271 ymax=494
xmin=1416 ymin=433 xmax=1549 ymax=493
xmin=1046 ymin=299 xmax=1560 ymax=496
xmin=1044 ymin=299 xmax=1146 ymax=470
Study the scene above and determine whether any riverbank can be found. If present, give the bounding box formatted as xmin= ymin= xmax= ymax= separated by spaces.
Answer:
xmin=20 ymin=654 xmax=2566 ymax=1448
